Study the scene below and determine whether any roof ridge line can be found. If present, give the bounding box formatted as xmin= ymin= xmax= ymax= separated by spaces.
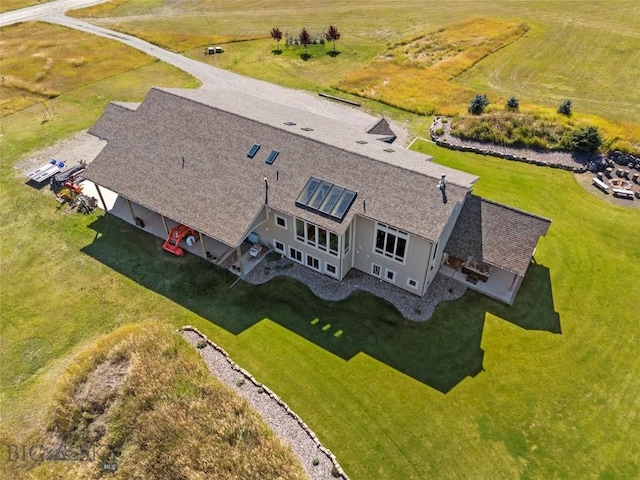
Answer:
xmin=152 ymin=87 xmax=470 ymax=187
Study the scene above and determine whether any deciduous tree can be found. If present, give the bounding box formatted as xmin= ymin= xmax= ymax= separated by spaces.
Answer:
xmin=325 ymin=25 xmax=341 ymax=52
xmin=270 ymin=27 xmax=282 ymax=50
xmin=299 ymin=28 xmax=311 ymax=51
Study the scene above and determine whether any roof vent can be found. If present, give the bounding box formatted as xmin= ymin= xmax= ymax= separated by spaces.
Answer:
xmin=356 ymin=140 xmax=368 ymax=145
xmin=301 ymin=127 xmax=314 ymax=132
xmin=284 ymin=121 xmax=296 ymax=126
xmin=383 ymin=148 xmax=395 ymax=153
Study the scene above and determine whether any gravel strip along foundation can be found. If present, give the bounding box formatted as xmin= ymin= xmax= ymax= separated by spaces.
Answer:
xmin=181 ymin=327 xmax=349 ymax=480
xmin=246 ymin=259 xmax=466 ymax=322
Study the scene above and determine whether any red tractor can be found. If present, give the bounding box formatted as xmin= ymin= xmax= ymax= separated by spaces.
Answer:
xmin=162 ymin=224 xmax=197 ymax=256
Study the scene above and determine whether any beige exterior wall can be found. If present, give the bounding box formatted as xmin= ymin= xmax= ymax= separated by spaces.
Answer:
xmin=250 ymin=207 xmax=344 ymax=280
xmin=353 ymin=216 xmax=432 ymax=295
xmin=423 ymin=197 xmax=466 ymax=294
xmin=249 ymin=204 xmax=468 ymax=297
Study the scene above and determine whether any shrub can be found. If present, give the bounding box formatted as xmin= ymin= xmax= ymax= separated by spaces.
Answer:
xmin=196 ymin=340 xmax=207 ymax=349
xmin=265 ymin=251 xmax=280 ymax=262
xmin=236 ymin=378 xmax=245 ymax=387
xmin=257 ymin=387 xmax=265 ymax=394
xmin=434 ymin=128 xmax=444 ymax=136
xmin=331 ymin=466 xmax=340 ymax=477
xmin=450 ymin=111 xmax=573 ymax=150
xmin=312 ymin=458 xmax=320 ymax=466
xmin=506 ymin=96 xmax=519 ymax=111
xmin=570 ymin=125 xmax=602 ymax=153
xmin=468 ymin=94 xmax=489 ymax=115
xmin=558 ymin=99 xmax=572 ymax=116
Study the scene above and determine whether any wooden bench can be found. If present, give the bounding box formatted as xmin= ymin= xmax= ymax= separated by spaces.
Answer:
xmin=592 ymin=177 xmax=610 ymax=193
xmin=612 ymin=188 xmax=634 ymax=198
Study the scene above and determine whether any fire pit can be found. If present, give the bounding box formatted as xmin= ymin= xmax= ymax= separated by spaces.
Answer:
xmin=610 ymin=178 xmax=632 ymax=190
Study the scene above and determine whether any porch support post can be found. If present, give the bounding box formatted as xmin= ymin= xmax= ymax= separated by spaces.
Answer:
xmin=95 ymin=184 xmax=108 ymax=213
xmin=199 ymin=232 xmax=206 ymax=258
xmin=236 ymin=245 xmax=244 ymax=279
xmin=126 ymin=199 xmax=136 ymax=222
xmin=509 ymin=273 xmax=519 ymax=291
xmin=161 ymin=215 xmax=169 ymax=235
xmin=350 ymin=218 xmax=357 ymax=269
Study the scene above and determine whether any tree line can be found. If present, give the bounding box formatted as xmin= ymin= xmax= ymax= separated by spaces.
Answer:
xmin=270 ymin=25 xmax=341 ymax=52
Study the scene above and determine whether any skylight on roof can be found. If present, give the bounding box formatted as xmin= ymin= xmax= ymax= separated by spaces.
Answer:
xmin=247 ymin=143 xmax=260 ymax=159
xmin=356 ymin=140 xmax=368 ymax=144
xmin=295 ymin=177 xmax=357 ymax=222
xmin=265 ymin=150 xmax=279 ymax=165
xmin=301 ymin=127 xmax=314 ymax=131
xmin=284 ymin=122 xmax=296 ymax=126
xmin=383 ymin=148 xmax=395 ymax=153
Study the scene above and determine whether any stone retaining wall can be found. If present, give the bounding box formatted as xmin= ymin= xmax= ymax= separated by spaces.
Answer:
xmin=430 ymin=117 xmax=589 ymax=173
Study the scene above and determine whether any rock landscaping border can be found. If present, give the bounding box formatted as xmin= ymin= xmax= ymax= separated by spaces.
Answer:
xmin=181 ymin=326 xmax=349 ymax=480
xmin=430 ymin=116 xmax=590 ymax=173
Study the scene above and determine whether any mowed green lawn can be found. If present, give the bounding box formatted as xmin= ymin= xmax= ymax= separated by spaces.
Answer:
xmin=3 ymin=127 xmax=639 ymax=478
xmin=1 ymin=14 xmax=640 ymax=480
xmin=72 ymin=0 xmax=640 ymax=127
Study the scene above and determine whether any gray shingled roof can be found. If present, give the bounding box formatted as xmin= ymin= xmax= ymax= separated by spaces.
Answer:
xmin=445 ymin=195 xmax=551 ymax=276
xmin=84 ymin=88 xmax=476 ymax=247
xmin=88 ymin=102 xmax=137 ymax=142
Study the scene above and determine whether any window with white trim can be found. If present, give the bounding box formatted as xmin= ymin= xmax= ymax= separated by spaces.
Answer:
xmin=371 ymin=263 xmax=382 ymax=278
xmin=289 ymin=247 xmax=303 ymax=263
xmin=325 ymin=263 xmax=338 ymax=278
xmin=374 ymin=223 xmax=408 ymax=263
xmin=275 ymin=214 xmax=287 ymax=229
xmin=385 ymin=268 xmax=396 ymax=283
xmin=407 ymin=278 xmax=419 ymax=289
xmin=306 ymin=254 xmax=320 ymax=271
xmin=273 ymin=240 xmax=285 ymax=254
xmin=294 ymin=218 xmax=339 ymax=257
xmin=296 ymin=219 xmax=305 ymax=241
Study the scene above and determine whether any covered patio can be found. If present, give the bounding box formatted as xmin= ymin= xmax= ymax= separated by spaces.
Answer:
xmin=91 ymin=189 xmax=274 ymax=275
xmin=440 ymin=255 xmax=521 ymax=304
xmin=442 ymin=195 xmax=550 ymax=305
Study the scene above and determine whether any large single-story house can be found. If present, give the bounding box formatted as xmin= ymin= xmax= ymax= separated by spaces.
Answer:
xmin=83 ymin=87 xmax=550 ymax=305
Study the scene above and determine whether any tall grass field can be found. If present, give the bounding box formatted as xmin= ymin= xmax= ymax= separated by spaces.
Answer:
xmin=68 ymin=0 xmax=640 ymax=141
